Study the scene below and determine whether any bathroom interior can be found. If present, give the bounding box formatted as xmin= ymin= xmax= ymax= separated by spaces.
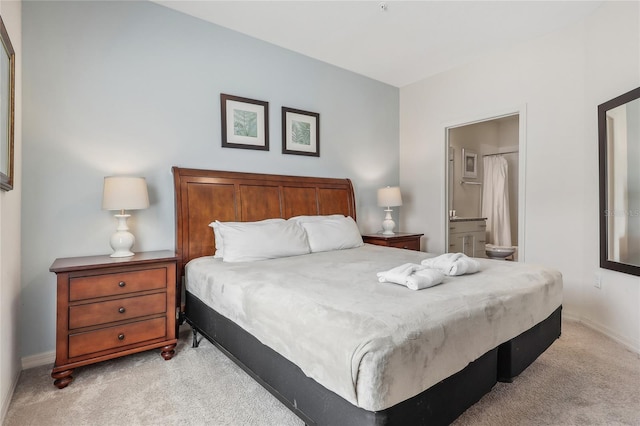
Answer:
xmin=447 ymin=114 xmax=519 ymax=260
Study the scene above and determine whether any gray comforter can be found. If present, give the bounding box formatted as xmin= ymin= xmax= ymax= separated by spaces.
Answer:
xmin=186 ymin=245 xmax=562 ymax=411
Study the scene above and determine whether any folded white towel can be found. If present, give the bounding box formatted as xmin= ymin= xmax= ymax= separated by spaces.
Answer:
xmin=420 ymin=253 xmax=480 ymax=276
xmin=405 ymin=268 xmax=445 ymax=290
xmin=377 ymin=263 xmax=419 ymax=283
xmin=377 ymin=263 xmax=444 ymax=290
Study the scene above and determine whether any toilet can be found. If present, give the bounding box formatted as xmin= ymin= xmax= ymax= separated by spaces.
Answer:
xmin=485 ymin=244 xmax=516 ymax=260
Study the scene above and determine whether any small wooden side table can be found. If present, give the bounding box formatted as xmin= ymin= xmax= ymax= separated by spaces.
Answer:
xmin=362 ymin=232 xmax=423 ymax=251
xmin=49 ymin=250 xmax=178 ymax=389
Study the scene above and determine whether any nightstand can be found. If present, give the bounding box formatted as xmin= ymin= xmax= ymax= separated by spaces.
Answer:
xmin=49 ymin=250 xmax=178 ymax=389
xmin=362 ymin=232 xmax=423 ymax=251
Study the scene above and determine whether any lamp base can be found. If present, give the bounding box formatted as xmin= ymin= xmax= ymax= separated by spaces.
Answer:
xmin=110 ymin=214 xmax=135 ymax=258
xmin=381 ymin=209 xmax=396 ymax=235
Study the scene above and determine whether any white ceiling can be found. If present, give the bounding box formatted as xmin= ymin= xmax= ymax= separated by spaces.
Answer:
xmin=153 ymin=0 xmax=604 ymax=87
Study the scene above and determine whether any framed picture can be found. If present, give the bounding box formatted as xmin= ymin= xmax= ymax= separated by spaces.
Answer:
xmin=462 ymin=148 xmax=477 ymax=179
xmin=0 ymin=15 xmax=14 ymax=192
xmin=220 ymin=94 xmax=269 ymax=151
xmin=282 ymin=107 xmax=319 ymax=157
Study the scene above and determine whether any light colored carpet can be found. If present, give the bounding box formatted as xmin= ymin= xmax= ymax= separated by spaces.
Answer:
xmin=4 ymin=320 xmax=639 ymax=426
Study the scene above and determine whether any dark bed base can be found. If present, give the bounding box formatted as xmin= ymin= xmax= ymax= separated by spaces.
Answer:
xmin=497 ymin=306 xmax=562 ymax=382
xmin=185 ymin=291 xmax=562 ymax=425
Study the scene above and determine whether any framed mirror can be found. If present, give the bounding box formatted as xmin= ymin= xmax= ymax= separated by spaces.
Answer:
xmin=599 ymin=87 xmax=640 ymax=276
xmin=0 ymin=15 xmax=14 ymax=192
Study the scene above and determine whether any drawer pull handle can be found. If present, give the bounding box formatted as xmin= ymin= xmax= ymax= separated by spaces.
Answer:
xmin=118 ymin=307 xmax=126 ymax=314
xmin=118 ymin=334 xmax=125 ymax=341
xmin=118 ymin=281 xmax=126 ymax=288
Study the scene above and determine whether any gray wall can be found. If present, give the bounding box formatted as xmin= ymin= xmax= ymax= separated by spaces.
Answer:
xmin=22 ymin=1 xmax=399 ymax=357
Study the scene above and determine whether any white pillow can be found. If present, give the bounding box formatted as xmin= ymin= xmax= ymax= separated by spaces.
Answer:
xmin=209 ymin=218 xmax=285 ymax=258
xmin=300 ymin=216 xmax=363 ymax=253
xmin=216 ymin=220 xmax=310 ymax=262
xmin=288 ymin=214 xmax=345 ymax=223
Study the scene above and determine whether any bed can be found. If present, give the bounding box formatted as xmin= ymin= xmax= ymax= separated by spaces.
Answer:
xmin=172 ymin=167 xmax=562 ymax=425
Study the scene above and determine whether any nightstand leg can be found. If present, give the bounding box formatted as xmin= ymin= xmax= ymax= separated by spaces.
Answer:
xmin=51 ymin=369 xmax=74 ymax=389
xmin=160 ymin=344 xmax=176 ymax=360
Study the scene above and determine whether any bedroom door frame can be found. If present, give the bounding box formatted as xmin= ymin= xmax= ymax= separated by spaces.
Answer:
xmin=443 ymin=105 xmax=527 ymax=262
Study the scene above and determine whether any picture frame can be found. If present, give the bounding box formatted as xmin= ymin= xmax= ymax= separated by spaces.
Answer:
xmin=462 ymin=149 xmax=477 ymax=179
xmin=220 ymin=94 xmax=269 ymax=151
xmin=282 ymin=107 xmax=319 ymax=157
xmin=0 ymin=15 xmax=14 ymax=192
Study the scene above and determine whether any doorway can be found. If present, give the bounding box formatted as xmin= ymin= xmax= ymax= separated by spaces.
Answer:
xmin=445 ymin=111 xmax=525 ymax=261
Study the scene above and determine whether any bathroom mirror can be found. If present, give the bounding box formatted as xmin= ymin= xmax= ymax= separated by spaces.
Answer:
xmin=599 ymin=87 xmax=640 ymax=276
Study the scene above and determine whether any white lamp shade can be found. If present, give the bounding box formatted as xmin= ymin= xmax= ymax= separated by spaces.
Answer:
xmin=102 ymin=176 xmax=150 ymax=211
xmin=377 ymin=186 xmax=403 ymax=208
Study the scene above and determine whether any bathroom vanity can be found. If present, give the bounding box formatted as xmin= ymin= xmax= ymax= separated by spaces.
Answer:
xmin=448 ymin=218 xmax=487 ymax=258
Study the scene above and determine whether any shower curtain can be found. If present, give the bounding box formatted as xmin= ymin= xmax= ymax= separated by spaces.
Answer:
xmin=482 ymin=155 xmax=511 ymax=246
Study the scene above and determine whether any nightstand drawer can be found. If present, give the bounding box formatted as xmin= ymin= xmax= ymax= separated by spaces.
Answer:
xmin=69 ymin=293 xmax=167 ymax=329
xmin=69 ymin=268 xmax=167 ymax=301
xmin=68 ymin=317 xmax=167 ymax=358
xmin=362 ymin=233 xmax=423 ymax=252
xmin=385 ymin=239 xmax=421 ymax=250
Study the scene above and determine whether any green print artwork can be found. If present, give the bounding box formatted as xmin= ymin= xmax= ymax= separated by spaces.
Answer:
xmin=292 ymin=120 xmax=311 ymax=145
xmin=233 ymin=109 xmax=258 ymax=137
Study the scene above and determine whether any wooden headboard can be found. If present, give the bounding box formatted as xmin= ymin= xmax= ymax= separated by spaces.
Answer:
xmin=172 ymin=167 xmax=357 ymax=276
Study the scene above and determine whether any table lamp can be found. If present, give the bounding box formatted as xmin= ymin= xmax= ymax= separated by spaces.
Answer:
xmin=102 ymin=176 xmax=149 ymax=257
xmin=377 ymin=186 xmax=402 ymax=235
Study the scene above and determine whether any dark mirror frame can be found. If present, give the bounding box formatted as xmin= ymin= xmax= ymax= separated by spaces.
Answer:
xmin=0 ymin=15 xmax=14 ymax=192
xmin=598 ymin=86 xmax=640 ymax=276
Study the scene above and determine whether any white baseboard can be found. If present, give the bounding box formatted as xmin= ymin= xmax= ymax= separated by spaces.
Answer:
xmin=1 ymin=369 xmax=20 ymax=425
xmin=21 ymin=350 xmax=55 ymax=370
xmin=562 ymin=310 xmax=640 ymax=355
